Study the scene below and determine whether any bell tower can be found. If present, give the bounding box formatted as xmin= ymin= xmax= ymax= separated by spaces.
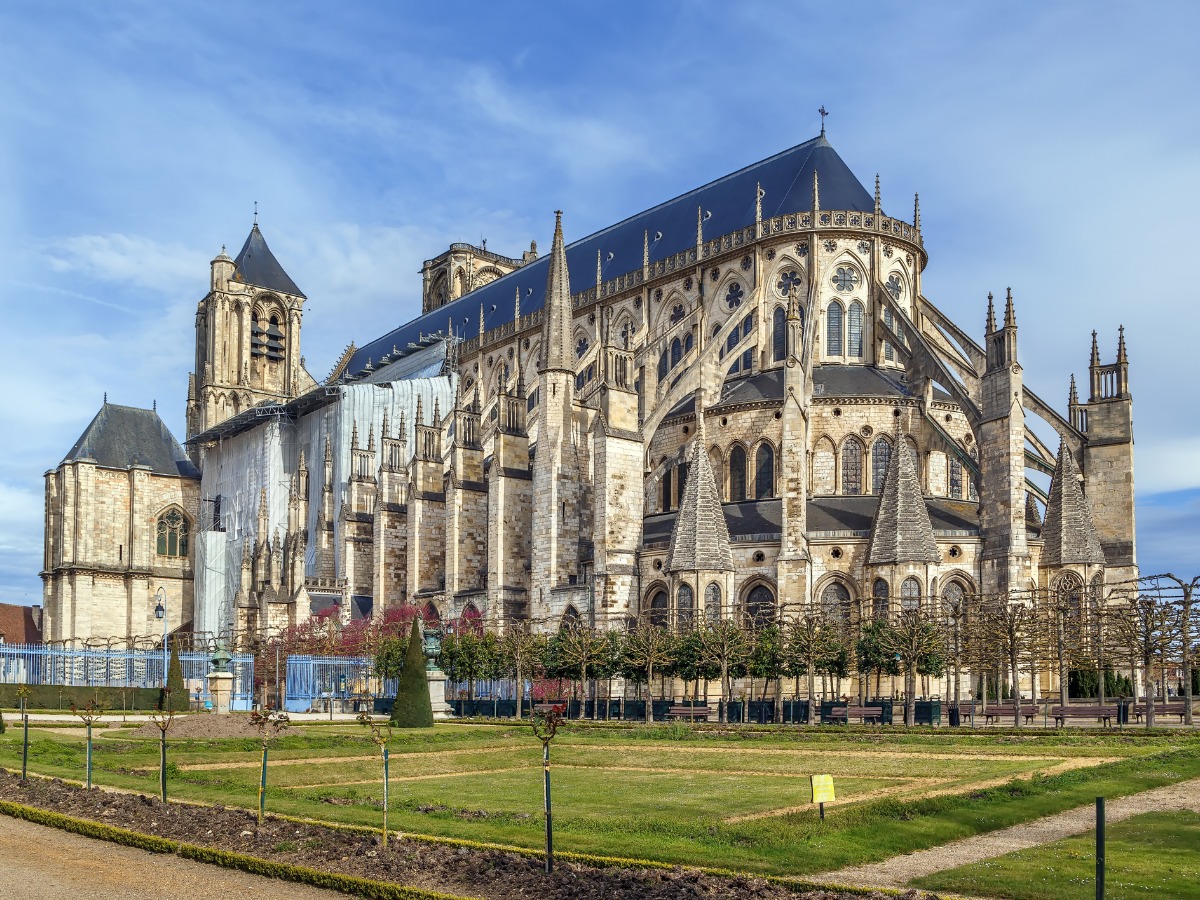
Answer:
xmin=187 ymin=222 xmax=314 ymax=445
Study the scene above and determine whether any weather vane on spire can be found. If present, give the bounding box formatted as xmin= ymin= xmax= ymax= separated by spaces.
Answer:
xmin=818 ymin=105 xmax=829 ymax=136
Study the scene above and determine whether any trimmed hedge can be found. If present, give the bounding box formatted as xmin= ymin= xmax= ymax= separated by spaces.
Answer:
xmin=0 ymin=799 xmax=472 ymax=900
xmin=390 ymin=619 xmax=433 ymax=728
xmin=0 ymin=684 xmax=186 ymax=712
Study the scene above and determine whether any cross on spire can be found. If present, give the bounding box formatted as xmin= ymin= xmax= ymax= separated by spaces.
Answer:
xmin=818 ymin=105 xmax=828 ymax=136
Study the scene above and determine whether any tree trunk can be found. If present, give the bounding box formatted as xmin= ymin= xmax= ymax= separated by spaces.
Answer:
xmin=1183 ymin=599 xmax=1194 ymax=726
xmin=1144 ymin=656 xmax=1156 ymax=728
xmin=905 ymin=669 xmax=916 ymax=727
xmin=1010 ymin=650 xmax=1022 ymax=728
xmin=720 ymin=660 xmax=729 ymax=724
xmin=807 ymin=668 xmax=816 ymax=724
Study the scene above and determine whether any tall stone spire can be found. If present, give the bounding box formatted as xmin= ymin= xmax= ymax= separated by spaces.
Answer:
xmin=541 ymin=211 xmax=573 ymax=373
xmin=874 ymin=174 xmax=882 ymax=216
xmin=1040 ymin=440 xmax=1104 ymax=568
xmin=868 ymin=434 xmax=939 ymax=565
xmin=1068 ymin=373 xmax=1079 ymax=406
xmin=1004 ymin=287 xmax=1017 ymax=328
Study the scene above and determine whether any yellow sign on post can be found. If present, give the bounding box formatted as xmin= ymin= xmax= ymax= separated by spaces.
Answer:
xmin=811 ymin=773 xmax=836 ymax=803
xmin=811 ymin=773 xmax=835 ymax=820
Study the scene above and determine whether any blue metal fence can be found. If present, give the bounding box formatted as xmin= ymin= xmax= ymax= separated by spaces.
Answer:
xmin=0 ymin=644 xmax=254 ymax=711
xmin=284 ymin=654 xmax=376 ymax=712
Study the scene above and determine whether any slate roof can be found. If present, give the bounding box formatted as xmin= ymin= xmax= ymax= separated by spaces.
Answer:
xmin=233 ymin=224 xmax=306 ymax=298
xmin=1040 ymin=441 xmax=1104 ymax=567
xmin=713 ymin=369 xmax=784 ymax=409
xmin=868 ymin=432 xmax=940 ymax=565
xmin=667 ymin=430 xmax=733 ymax=572
xmin=0 ymin=603 xmax=42 ymax=644
xmin=63 ymin=403 xmax=200 ymax=478
xmin=347 ymin=135 xmax=873 ymax=375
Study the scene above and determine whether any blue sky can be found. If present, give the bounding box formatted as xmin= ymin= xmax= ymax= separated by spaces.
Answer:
xmin=1 ymin=1 xmax=1197 ymax=604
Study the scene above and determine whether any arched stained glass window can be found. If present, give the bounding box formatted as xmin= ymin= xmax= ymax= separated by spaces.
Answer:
xmin=883 ymin=307 xmax=895 ymax=361
xmin=561 ymin=604 xmax=581 ymax=632
xmin=872 ymin=438 xmax=892 ymax=494
xmin=661 ymin=468 xmax=673 ymax=512
xmin=848 ymin=301 xmax=864 ymax=358
xmin=942 ymin=581 xmax=965 ymax=609
xmin=683 ymin=332 xmax=694 ymax=354
xmin=901 ymin=578 xmax=921 ymax=611
xmin=670 ymin=338 xmax=682 ymax=368
xmin=704 ymin=583 xmax=722 ymax=622
xmin=729 ymin=445 xmax=747 ymax=501
xmin=820 ymin=581 xmax=850 ymax=623
xmin=423 ymin=601 xmax=442 ymax=624
xmin=1056 ymin=572 xmax=1084 ymax=617
xmin=657 ymin=351 xmax=668 ymax=381
xmin=725 ymin=329 xmax=740 ymax=357
xmin=755 ymin=443 xmax=775 ymax=499
xmin=841 ymin=437 xmax=863 ymax=495
xmin=677 ymin=584 xmax=695 ymax=632
xmin=744 ymin=584 xmax=776 ymax=628
xmin=872 ymin=578 xmax=890 ymax=619
xmin=949 ymin=458 xmax=963 ymax=499
xmin=827 ymin=301 xmax=844 ymax=355
xmin=648 ymin=591 xmax=669 ymax=628
xmin=575 ymin=336 xmax=589 ymax=359
xmin=156 ymin=509 xmax=189 ymax=558
xmin=773 ymin=306 xmax=786 ymax=361
xmin=742 ymin=314 xmax=754 ymax=339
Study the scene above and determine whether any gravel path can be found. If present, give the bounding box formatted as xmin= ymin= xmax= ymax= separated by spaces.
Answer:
xmin=818 ymin=776 xmax=1200 ymax=889
xmin=0 ymin=814 xmax=357 ymax=900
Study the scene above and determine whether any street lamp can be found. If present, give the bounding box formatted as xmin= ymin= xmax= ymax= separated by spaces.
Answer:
xmin=154 ymin=587 xmax=168 ymax=687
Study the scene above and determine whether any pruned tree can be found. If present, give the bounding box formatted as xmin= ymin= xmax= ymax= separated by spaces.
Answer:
xmin=500 ymin=627 xmax=543 ymax=718
xmin=623 ymin=623 xmax=677 ymax=711
xmin=856 ymin=618 xmax=900 ymax=702
xmin=879 ymin=610 xmax=945 ymax=727
xmin=978 ymin=597 xmax=1035 ymax=726
xmin=783 ymin=614 xmax=838 ymax=716
xmin=555 ymin=624 xmax=607 ymax=718
xmin=1159 ymin=574 xmax=1198 ymax=726
xmin=695 ymin=620 xmax=749 ymax=723
xmin=1109 ymin=591 xmax=1178 ymax=727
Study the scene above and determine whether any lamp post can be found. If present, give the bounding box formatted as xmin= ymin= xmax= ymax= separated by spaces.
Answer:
xmin=154 ymin=587 xmax=168 ymax=687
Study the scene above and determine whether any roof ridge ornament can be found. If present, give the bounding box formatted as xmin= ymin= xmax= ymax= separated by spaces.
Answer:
xmin=818 ymin=105 xmax=828 ymax=137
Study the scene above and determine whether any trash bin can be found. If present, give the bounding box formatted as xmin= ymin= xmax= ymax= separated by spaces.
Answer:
xmin=949 ymin=706 xmax=961 ymax=727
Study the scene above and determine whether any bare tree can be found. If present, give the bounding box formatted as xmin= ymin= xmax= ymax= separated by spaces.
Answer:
xmin=1109 ymin=590 xmax=1178 ymax=727
xmin=880 ymin=610 xmax=945 ymax=727
xmin=555 ymin=624 xmax=607 ymax=719
xmin=695 ymin=621 xmax=749 ymax=723
xmin=980 ymin=597 xmax=1035 ymax=727
xmin=500 ymin=627 xmax=543 ymax=719
xmin=624 ymin=623 xmax=677 ymax=712
xmin=1159 ymin=574 xmax=1198 ymax=726
xmin=783 ymin=614 xmax=838 ymax=719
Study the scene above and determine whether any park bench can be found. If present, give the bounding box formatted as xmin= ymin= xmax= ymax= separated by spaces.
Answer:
xmin=1132 ymin=703 xmax=1187 ymax=724
xmin=667 ymin=705 xmax=713 ymax=721
xmin=1050 ymin=705 xmax=1118 ymax=728
xmin=827 ymin=705 xmax=885 ymax=725
xmin=981 ymin=705 xmax=1040 ymax=726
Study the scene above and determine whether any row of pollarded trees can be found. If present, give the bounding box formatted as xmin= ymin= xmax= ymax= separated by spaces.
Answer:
xmin=435 ymin=573 xmax=1198 ymax=728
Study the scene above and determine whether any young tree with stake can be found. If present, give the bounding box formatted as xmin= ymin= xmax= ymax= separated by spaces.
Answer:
xmin=248 ymin=709 xmax=289 ymax=824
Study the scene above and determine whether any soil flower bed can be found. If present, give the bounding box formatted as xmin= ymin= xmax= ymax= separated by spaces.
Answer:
xmin=0 ymin=769 xmax=925 ymax=900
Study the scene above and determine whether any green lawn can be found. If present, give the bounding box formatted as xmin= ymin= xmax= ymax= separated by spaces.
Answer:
xmin=912 ymin=810 xmax=1200 ymax=899
xmin=0 ymin=720 xmax=1197 ymax=878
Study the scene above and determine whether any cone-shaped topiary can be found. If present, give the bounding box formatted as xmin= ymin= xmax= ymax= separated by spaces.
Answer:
xmin=159 ymin=638 xmax=187 ymax=712
xmin=390 ymin=618 xmax=434 ymax=728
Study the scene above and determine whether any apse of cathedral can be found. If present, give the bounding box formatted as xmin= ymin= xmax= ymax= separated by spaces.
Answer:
xmin=40 ymin=132 xmax=1135 ymax=646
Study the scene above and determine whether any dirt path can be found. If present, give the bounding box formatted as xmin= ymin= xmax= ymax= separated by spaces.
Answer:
xmin=817 ymin=776 xmax=1200 ymax=889
xmin=0 ymin=814 xmax=358 ymax=900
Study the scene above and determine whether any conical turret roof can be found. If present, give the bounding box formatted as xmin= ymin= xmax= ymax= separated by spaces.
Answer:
xmin=667 ymin=432 xmax=733 ymax=573
xmin=868 ymin=434 xmax=939 ymax=565
xmin=1040 ymin=440 xmax=1104 ymax=567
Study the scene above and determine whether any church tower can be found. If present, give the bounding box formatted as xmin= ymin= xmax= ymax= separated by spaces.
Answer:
xmin=187 ymin=223 xmax=314 ymax=445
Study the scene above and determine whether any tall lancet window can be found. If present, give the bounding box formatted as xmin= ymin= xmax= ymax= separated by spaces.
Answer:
xmin=883 ymin=307 xmax=895 ymax=361
xmin=728 ymin=445 xmax=747 ymax=501
xmin=677 ymin=584 xmax=694 ymax=632
xmin=841 ymin=437 xmax=863 ymax=496
xmin=827 ymin=301 xmax=844 ymax=356
xmin=755 ymin=443 xmax=775 ymax=499
xmin=704 ymin=583 xmax=722 ymax=622
xmin=872 ymin=438 xmax=892 ymax=494
xmin=848 ymin=301 xmax=864 ymax=358
xmin=949 ymin=457 xmax=963 ymax=499
xmin=772 ymin=306 xmax=786 ymax=361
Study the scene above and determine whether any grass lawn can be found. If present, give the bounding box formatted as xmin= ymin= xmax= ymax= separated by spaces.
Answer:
xmin=0 ymin=720 xmax=1197 ymax=878
xmin=911 ymin=810 xmax=1200 ymax=899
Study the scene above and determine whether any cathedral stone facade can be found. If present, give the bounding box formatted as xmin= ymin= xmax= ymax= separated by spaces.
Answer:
xmin=42 ymin=133 xmax=1136 ymax=652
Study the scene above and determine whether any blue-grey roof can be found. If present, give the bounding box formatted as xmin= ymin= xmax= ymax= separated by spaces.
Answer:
xmin=347 ymin=135 xmax=872 ymax=375
xmin=63 ymin=403 xmax=200 ymax=478
xmin=233 ymin=225 xmax=305 ymax=299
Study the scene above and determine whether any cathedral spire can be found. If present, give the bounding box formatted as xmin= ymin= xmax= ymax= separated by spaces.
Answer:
xmin=986 ymin=292 xmax=996 ymax=333
xmin=755 ymin=181 xmax=763 ymax=228
xmin=381 ymin=410 xmax=390 ymax=440
xmin=597 ymin=249 xmax=603 ymax=293
xmin=540 ymin=211 xmax=574 ymax=373
xmin=696 ymin=205 xmax=704 ymax=251
xmin=1117 ymin=325 xmax=1128 ymax=364
xmin=350 ymin=419 xmax=359 ymax=450
xmin=868 ymin=433 xmax=939 ymax=565
xmin=1040 ymin=440 xmax=1104 ymax=568
xmin=1068 ymin=373 xmax=1079 ymax=406
xmin=811 ymin=169 xmax=821 ymax=214
xmin=874 ymin=174 xmax=881 ymax=216
xmin=479 ymin=302 xmax=485 ymax=340
xmin=415 ymin=394 xmax=424 ymax=426
xmin=1090 ymin=330 xmax=1100 ymax=367
xmin=913 ymin=193 xmax=921 ymax=229
xmin=1004 ymin=287 xmax=1016 ymax=328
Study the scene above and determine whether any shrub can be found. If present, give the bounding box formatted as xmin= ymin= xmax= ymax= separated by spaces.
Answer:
xmin=390 ymin=619 xmax=434 ymax=728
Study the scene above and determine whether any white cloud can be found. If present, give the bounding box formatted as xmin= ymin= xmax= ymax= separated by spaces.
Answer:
xmin=44 ymin=233 xmax=198 ymax=296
